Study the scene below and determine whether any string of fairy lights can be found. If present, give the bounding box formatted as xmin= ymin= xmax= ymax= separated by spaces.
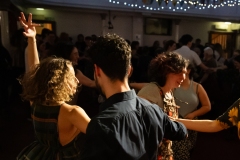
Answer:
xmin=108 ymin=0 xmax=240 ymax=11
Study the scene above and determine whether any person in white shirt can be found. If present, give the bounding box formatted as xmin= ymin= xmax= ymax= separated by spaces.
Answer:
xmin=175 ymin=34 xmax=209 ymax=72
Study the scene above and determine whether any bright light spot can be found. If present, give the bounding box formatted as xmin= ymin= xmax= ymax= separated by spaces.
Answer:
xmin=36 ymin=8 xmax=44 ymax=10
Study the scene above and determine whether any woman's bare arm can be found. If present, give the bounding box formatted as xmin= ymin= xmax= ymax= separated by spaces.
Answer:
xmin=75 ymin=69 xmax=96 ymax=88
xmin=177 ymin=119 xmax=223 ymax=132
xmin=68 ymin=105 xmax=91 ymax=134
xmin=19 ymin=12 xmax=40 ymax=72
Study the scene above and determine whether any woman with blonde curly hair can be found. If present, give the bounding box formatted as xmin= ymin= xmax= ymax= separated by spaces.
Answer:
xmin=17 ymin=12 xmax=90 ymax=160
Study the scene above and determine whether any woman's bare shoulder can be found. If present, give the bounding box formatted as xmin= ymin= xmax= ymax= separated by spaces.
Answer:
xmin=192 ymin=81 xmax=200 ymax=93
xmin=192 ymin=81 xmax=199 ymax=86
xmin=61 ymin=103 xmax=89 ymax=127
xmin=192 ymin=81 xmax=202 ymax=88
xmin=61 ymin=103 xmax=82 ymax=113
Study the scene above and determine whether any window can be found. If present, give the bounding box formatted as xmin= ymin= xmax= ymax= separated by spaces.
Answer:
xmin=144 ymin=17 xmax=172 ymax=35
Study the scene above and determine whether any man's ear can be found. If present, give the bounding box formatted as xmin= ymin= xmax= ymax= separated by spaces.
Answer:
xmin=94 ymin=64 xmax=101 ymax=77
xmin=127 ymin=65 xmax=133 ymax=78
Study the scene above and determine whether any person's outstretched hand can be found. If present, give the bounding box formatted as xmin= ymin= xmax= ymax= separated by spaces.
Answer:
xmin=19 ymin=12 xmax=40 ymax=38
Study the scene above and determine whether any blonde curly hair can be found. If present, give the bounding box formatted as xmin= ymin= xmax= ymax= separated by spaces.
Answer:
xmin=19 ymin=57 xmax=78 ymax=104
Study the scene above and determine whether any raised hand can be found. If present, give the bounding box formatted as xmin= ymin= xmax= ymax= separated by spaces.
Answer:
xmin=19 ymin=12 xmax=40 ymax=38
xmin=19 ymin=12 xmax=40 ymax=72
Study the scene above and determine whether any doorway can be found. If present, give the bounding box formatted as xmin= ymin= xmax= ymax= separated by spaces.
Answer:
xmin=33 ymin=20 xmax=56 ymax=35
xmin=208 ymin=31 xmax=236 ymax=58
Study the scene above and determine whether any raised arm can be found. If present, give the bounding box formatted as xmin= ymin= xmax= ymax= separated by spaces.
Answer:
xmin=19 ymin=12 xmax=40 ymax=72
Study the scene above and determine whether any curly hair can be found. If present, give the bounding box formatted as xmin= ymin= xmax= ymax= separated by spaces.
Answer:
xmin=88 ymin=33 xmax=131 ymax=81
xmin=19 ymin=57 xmax=77 ymax=104
xmin=148 ymin=52 xmax=188 ymax=87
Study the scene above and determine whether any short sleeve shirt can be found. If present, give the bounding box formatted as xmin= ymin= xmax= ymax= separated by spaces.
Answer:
xmin=175 ymin=46 xmax=202 ymax=67
xmin=137 ymin=83 xmax=179 ymax=160
xmin=216 ymin=98 xmax=240 ymax=138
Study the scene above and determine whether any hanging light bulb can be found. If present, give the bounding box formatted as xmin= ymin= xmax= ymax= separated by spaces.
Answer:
xmin=107 ymin=0 xmax=235 ymax=12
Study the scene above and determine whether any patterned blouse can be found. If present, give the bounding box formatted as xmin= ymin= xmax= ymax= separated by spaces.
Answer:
xmin=216 ymin=98 xmax=240 ymax=139
xmin=138 ymin=82 xmax=179 ymax=160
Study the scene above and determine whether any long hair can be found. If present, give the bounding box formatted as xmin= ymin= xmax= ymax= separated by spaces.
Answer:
xmin=19 ymin=57 xmax=77 ymax=104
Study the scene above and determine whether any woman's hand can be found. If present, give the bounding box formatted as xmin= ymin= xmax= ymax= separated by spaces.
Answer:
xmin=168 ymin=115 xmax=176 ymax=121
xmin=20 ymin=12 xmax=40 ymax=72
xmin=19 ymin=12 xmax=40 ymax=38
xmin=184 ymin=113 xmax=195 ymax=119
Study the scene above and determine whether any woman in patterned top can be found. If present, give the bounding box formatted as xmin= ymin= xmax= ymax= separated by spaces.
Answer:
xmin=137 ymin=52 xmax=188 ymax=160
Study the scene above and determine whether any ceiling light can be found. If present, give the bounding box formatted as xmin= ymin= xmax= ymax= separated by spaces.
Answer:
xmin=36 ymin=8 xmax=44 ymax=10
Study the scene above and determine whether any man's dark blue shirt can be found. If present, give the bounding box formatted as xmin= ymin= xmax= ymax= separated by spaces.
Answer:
xmin=80 ymin=90 xmax=187 ymax=160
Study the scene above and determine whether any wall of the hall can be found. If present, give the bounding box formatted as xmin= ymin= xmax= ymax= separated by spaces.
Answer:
xmin=25 ymin=8 xmax=238 ymax=48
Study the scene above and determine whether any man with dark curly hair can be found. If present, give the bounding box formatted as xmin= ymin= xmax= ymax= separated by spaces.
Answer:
xmin=80 ymin=34 xmax=188 ymax=160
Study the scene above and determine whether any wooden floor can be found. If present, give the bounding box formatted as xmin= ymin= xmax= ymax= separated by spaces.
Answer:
xmin=0 ymin=96 xmax=240 ymax=160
